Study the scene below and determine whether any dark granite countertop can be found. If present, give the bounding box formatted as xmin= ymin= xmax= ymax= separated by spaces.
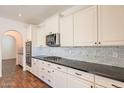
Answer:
xmin=32 ymin=55 xmax=124 ymax=82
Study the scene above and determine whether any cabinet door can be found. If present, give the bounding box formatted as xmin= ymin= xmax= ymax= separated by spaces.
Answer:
xmin=37 ymin=24 xmax=46 ymax=47
xmin=67 ymin=74 xmax=94 ymax=88
xmin=53 ymin=70 xmax=67 ymax=88
xmin=45 ymin=14 xmax=59 ymax=35
xmin=31 ymin=59 xmax=39 ymax=77
xmin=99 ymin=6 xmax=124 ymax=45
xmin=31 ymin=25 xmax=38 ymax=47
xmin=60 ymin=15 xmax=73 ymax=46
xmin=74 ymin=6 xmax=97 ymax=46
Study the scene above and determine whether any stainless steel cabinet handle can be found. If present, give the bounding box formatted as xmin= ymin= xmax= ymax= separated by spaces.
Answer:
xmin=112 ymin=84 xmax=121 ymax=88
xmin=57 ymin=67 xmax=61 ymax=69
xmin=48 ymin=71 xmax=51 ymax=73
xmin=75 ymin=73 xmax=82 ymax=76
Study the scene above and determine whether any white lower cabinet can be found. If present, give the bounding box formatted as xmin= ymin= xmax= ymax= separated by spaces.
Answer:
xmin=95 ymin=75 xmax=124 ymax=88
xmin=31 ymin=58 xmax=40 ymax=77
xmin=67 ymin=74 xmax=94 ymax=88
xmin=31 ymin=58 xmax=124 ymax=88
xmin=53 ymin=70 xmax=68 ymax=88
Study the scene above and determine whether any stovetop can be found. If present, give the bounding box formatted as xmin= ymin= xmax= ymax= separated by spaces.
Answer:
xmin=43 ymin=56 xmax=62 ymax=61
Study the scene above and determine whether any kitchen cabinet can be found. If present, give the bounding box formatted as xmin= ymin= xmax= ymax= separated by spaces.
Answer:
xmin=30 ymin=58 xmax=124 ymax=88
xmin=53 ymin=70 xmax=67 ymax=88
xmin=31 ymin=25 xmax=39 ymax=47
xmin=31 ymin=24 xmax=46 ymax=47
xmin=37 ymin=24 xmax=46 ymax=47
xmin=45 ymin=14 xmax=59 ymax=35
xmin=53 ymin=64 xmax=68 ymax=88
xmin=60 ymin=15 xmax=73 ymax=46
xmin=73 ymin=6 xmax=97 ymax=46
xmin=67 ymin=74 xmax=94 ymax=88
xmin=31 ymin=58 xmax=40 ymax=77
xmin=67 ymin=68 xmax=94 ymax=88
xmin=39 ymin=60 xmax=54 ymax=87
xmin=95 ymin=75 xmax=124 ymax=88
xmin=98 ymin=6 xmax=124 ymax=45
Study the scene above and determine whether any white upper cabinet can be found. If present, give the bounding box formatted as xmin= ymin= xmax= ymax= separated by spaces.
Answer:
xmin=31 ymin=25 xmax=39 ymax=47
xmin=98 ymin=6 xmax=124 ymax=45
xmin=73 ymin=6 xmax=97 ymax=46
xmin=60 ymin=15 xmax=73 ymax=46
xmin=45 ymin=14 xmax=59 ymax=35
xmin=37 ymin=24 xmax=46 ymax=47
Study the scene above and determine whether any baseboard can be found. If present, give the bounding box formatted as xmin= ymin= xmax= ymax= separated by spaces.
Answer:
xmin=2 ymin=58 xmax=16 ymax=61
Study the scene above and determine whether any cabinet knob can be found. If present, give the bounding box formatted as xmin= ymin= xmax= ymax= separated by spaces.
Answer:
xmin=98 ymin=42 xmax=101 ymax=44
xmin=94 ymin=42 xmax=97 ymax=44
xmin=48 ymin=80 xmax=51 ymax=82
xmin=91 ymin=85 xmax=93 ymax=88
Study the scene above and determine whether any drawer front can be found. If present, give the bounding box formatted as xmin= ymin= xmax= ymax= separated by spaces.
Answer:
xmin=68 ymin=68 xmax=94 ymax=82
xmin=54 ymin=64 xmax=67 ymax=72
xmin=45 ymin=68 xmax=54 ymax=77
xmin=45 ymin=61 xmax=54 ymax=68
xmin=95 ymin=75 xmax=124 ymax=88
xmin=68 ymin=74 xmax=94 ymax=88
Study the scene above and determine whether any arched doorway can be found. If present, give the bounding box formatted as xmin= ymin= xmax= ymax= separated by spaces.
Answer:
xmin=1 ymin=30 xmax=23 ymax=76
xmin=2 ymin=35 xmax=16 ymax=76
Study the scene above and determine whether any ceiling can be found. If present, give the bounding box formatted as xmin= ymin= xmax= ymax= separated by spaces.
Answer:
xmin=0 ymin=5 xmax=73 ymax=24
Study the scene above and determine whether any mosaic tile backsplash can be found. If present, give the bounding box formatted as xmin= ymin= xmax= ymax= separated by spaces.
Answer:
xmin=32 ymin=46 xmax=124 ymax=68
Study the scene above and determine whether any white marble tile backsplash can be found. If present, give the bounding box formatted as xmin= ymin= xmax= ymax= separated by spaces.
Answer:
xmin=32 ymin=46 xmax=124 ymax=68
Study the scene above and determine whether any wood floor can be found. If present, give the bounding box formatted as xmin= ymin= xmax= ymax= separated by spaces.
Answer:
xmin=0 ymin=59 xmax=50 ymax=88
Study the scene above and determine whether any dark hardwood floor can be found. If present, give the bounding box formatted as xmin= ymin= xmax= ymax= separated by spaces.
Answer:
xmin=0 ymin=59 xmax=50 ymax=88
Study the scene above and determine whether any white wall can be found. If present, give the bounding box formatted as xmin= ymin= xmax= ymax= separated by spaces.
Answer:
xmin=2 ymin=36 xmax=16 ymax=60
xmin=0 ymin=17 xmax=29 ymax=77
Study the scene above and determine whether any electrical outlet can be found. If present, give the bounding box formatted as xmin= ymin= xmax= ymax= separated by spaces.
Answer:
xmin=112 ymin=52 xmax=118 ymax=58
xmin=69 ymin=50 xmax=72 ymax=54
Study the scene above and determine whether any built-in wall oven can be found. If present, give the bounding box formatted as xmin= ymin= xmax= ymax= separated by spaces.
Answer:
xmin=26 ymin=41 xmax=32 ymax=67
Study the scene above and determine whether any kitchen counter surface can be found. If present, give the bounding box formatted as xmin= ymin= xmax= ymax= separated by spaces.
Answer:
xmin=32 ymin=55 xmax=124 ymax=82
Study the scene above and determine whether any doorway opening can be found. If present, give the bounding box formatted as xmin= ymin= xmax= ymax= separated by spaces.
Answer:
xmin=1 ymin=30 xmax=23 ymax=77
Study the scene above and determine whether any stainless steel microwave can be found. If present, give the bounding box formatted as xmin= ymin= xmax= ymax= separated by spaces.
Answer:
xmin=46 ymin=33 xmax=60 ymax=47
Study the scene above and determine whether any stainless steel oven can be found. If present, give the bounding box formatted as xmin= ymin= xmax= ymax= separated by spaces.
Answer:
xmin=25 ymin=41 xmax=32 ymax=67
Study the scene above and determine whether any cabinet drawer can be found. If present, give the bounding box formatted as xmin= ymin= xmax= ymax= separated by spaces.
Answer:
xmin=45 ymin=61 xmax=54 ymax=68
xmin=68 ymin=74 xmax=94 ymax=88
xmin=68 ymin=68 xmax=94 ymax=82
xmin=95 ymin=75 xmax=124 ymax=88
xmin=54 ymin=64 xmax=67 ymax=72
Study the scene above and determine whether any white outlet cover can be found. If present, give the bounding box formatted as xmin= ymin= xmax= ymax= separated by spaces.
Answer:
xmin=112 ymin=52 xmax=118 ymax=58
